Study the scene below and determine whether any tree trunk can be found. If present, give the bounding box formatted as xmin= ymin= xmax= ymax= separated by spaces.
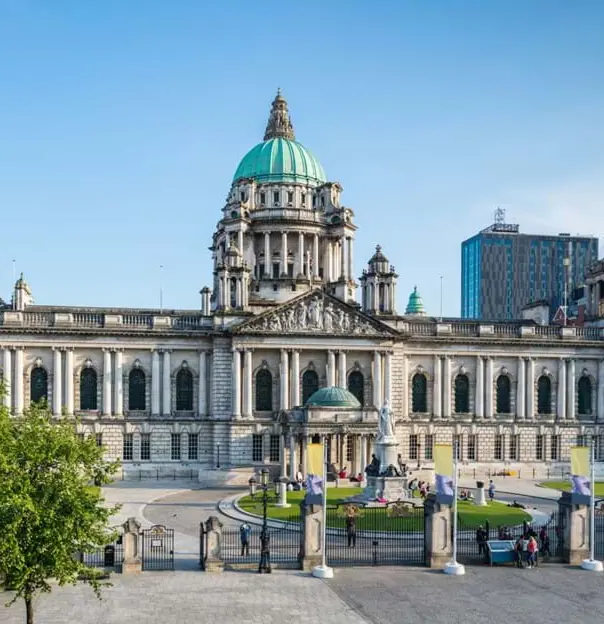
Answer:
xmin=25 ymin=596 xmax=34 ymax=624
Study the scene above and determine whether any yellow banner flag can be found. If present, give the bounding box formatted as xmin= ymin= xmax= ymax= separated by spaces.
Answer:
xmin=571 ymin=446 xmax=590 ymax=477
xmin=307 ymin=443 xmax=324 ymax=476
xmin=434 ymin=444 xmax=453 ymax=477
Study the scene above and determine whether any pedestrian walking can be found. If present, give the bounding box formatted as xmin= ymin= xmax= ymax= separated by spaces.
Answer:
xmin=476 ymin=525 xmax=488 ymax=560
xmin=527 ymin=535 xmax=538 ymax=568
xmin=488 ymin=480 xmax=495 ymax=502
xmin=240 ymin=522 xmax=251 ymax=556
xmin=346 ymin=515 xmax=357 ymax=548
xmin=258 ymin=528 xmax=271 ymax=573
xmin=514 ymin=536 xmax=524 ymax=569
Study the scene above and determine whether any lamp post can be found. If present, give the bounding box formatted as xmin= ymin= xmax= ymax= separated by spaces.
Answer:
xmin=258 ymin=467 xmax=272 ymax=573
xmin=248 ymin=476 xmax=257 ymax=499
xmin=444 ymin=438 xmax=465 ymax=576
xmin=580 ymin=435 xmax=603 ymax=571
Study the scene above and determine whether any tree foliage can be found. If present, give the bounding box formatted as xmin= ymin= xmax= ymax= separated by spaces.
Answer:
xmin=0 ymin=397 xmax=120 ymax=623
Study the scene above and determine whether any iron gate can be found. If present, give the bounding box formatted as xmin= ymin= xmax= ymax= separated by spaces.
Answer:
xmin=594 ymin=504 xmax=604 ymax=561
xmin=325 ymin=502 xmax=426 ymax=567
xmin=140 ymin=525 xmax=175 ymax=571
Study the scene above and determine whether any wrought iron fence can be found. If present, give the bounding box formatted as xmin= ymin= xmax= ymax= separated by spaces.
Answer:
xmin=80 ymin=534 xmax=124 ymax=569
xmin=221 ymin=521 xmax=301 ymax=568
xmin=456 ymin=511 xmax=564 ymax=565
xmin=140 ymin=525 xmax=175 ymax=571
xmin=325 ymin=502 xmax=426 ymax=567
xmin=594 ymin=509 xmax=604 ymax=560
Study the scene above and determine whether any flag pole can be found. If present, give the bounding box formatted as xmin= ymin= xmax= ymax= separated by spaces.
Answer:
xmin=581 ymin=437 xmax=603 ymax=571
xmin=444 ymin=440 xmax=465 ymax=575
xmin=312 ymin=439 xmax=333 ymax=579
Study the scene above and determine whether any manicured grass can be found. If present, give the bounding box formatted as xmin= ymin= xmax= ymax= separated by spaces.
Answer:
xmin=539 ymin=481 xmax=604 ymax=496
xmin=238 ymin=488 xmax=530 ymax=531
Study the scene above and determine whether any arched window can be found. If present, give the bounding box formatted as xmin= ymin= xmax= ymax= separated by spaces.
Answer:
xmin=30 ymin=367 xmax=48 ymax=403
xmin=496 ymin=375 xmax=511 ymax=414
xmin=302 ymin=370 xmax=319 ymax=405
xmin=255 ymin=369 xmax=273 ymax=411
xmin=128 ymin=368 xmax=146 ymax=411
xmin=176 ymin=368 xmax=193 ymax=411
xmin=411 ymin=373 xmax=427 ymax=413
xmin=578 ymin=376 xmax=593 ymax=415
xmin=454 ymin=374 xmax=470 ymax=414
xmin=537 ymin=375 xmax=552 ymax=414
xmin=347 ymin=371 xmax=364 ymax=405
xmin=80 ymin=368 xmax=98 ymax=410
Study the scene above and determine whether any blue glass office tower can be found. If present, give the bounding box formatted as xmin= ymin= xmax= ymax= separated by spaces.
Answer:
xmin=461 ymin=222 xmax=598 ymax=320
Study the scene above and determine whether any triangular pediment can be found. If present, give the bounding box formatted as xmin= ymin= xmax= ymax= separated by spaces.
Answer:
xmin=234 ymin=290 xmax=397 ymax=337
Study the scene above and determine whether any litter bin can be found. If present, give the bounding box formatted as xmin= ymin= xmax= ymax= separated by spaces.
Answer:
xmin=104 ymin=545 xmax=115 ymax=567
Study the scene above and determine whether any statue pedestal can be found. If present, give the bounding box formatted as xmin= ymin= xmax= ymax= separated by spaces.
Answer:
xmin=474 ymin=486 xmax=487 ymax=506
xmin=378 ymin=436 xmax=398 ymax=474
xmin=355 ymin=475 xmax=410 ymax=503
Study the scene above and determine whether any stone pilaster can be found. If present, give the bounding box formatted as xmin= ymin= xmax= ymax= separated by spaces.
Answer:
xmin=300 ymin=501 xmax=323 ymax=572
xmin=424 ymin=495 xmax=453 ymax=569
xmin=558 ymin=492 xmax=589 ymax=565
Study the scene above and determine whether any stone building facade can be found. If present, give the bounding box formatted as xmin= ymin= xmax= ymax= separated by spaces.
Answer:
xmin=1 ymin=92 xmax=604 ymax=478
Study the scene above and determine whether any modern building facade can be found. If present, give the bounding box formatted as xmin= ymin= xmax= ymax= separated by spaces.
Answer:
xmin=2 ymin=93 xmax=604 ymax=481
xmin=461 ymin=212 xmax=598 ymax=321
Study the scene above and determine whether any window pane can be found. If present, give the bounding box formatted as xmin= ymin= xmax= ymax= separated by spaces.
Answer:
xmin=252 ymin=434 xmax=263 ymax=462
xmin=171 ymin=433 xmax=181 ymax=461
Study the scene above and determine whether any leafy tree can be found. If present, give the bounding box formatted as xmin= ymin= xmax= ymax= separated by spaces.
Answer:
xmin=0 ymin=397 xmax=120 ymax=624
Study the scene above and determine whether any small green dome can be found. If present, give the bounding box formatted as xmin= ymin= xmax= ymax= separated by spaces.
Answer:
xmin=405 ymin=286 xmax=426 ymax=316
xmin=233 ymin=138 xmax=326 ymax=185
xmin=305 ymin=386 xmax=361 ymax=408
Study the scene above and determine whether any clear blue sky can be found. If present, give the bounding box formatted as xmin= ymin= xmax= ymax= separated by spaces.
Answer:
xmin=1 ymin=0 xmax=603 ymax=315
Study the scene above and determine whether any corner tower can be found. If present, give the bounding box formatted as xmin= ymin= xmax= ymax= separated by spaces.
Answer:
xmin=210 ymin=91 xmax=358 ymax=313
xmin=360 ymin=246 xmax=398 ymax=315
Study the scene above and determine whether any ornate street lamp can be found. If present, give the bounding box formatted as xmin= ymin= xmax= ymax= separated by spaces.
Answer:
xmin=248 ymin=476 xmax=257 ymax=499
xmin=258 ymin=468 xmax=272 ymax=573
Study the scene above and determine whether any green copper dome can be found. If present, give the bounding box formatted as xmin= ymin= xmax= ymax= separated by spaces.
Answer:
xmin=405 ymin=286 xmax=426 ymax=316
xmin=305 ymin=386 xmax=361 ymax=409
xmin=233 ymin=90 xmax=327 ymax=186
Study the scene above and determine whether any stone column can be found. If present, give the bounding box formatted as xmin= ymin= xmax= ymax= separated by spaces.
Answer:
xmin=14 ymin=347 xmax=24 ymax=415
xmin=527 ymin=358 xmax=535 ymax=419
xmin=263 ymin=232 xmax=271 ymax=276
xmin=289 ymin=435 xmax=297 ymax=480
xmin=384 ymin=351 xmax=392 ymax=405
xmin=300 ymin=501 xmax=324 ymax=572
xmin=291 ymin=350 xmax=300 ymax=407
xmin=232 ymin=349 xmax=241 ymax=418
xmin=340 ymin=235 xmax=347 ymax=280
xmin=2 ymin=346 xmax=11 ymax=409
xmin=237 ymin=230 xmax=244 ymax=255
xmin=204 ymin=517 xmax=225 ymax=572
xmin=598 ymin=359 xmax=604 ymax=422
xmin=516 ymin=357 xmax=525 ymax=419
xmin=326 ymin=240 xmax=333 ymax=282
xmin=114 ymin=349 xmax=123 ymax=417
xmin=280 ymin=349 xmax=289 ymax=410
xmin=401 ymin=354 xmax=409 ymax=419
xmin=65 ymin=348 xmax=74 ymax=416
xmin=162 ymin=350 xmax=171 ymax=417
xmin=151 ymin=350 xmax=160 ymax=416
xmin=53 ymin=347 xmax=62 ymax=416
xmin=243 ymin=349 xmax=253 ymax=417
xmin=475 ymin=356 xmax=484 ymax=418
xmin=558 ymin=492 xmax=589 ymax=564
xmin=424 ymin=495 xmax=453 ymax=569
xmin=484 ymin=357 xmax=493 ymax=418
xmin=198 ymin=350 xmax=207 ymax=416
xmin=313 ymin=234 xmax=320 ymax=278
xmin=102 ymin=348 xmax=112 ymax=417
xmin=359 ymin=434 xmax=367 ymax=484
xmin=338 ymin=351 xmax=347 ymax=389
xmin=298 ymin=232 xmax=304 ymax=276
xmin=280 ymin=433 xmax=287 ymax=477
xmin=121 ymin=517 xmax=142 ymax=574
xmin=443 ymin=356 xmax=452 ymax=418
xmin=567 ymin=359 xmax=575 ymax=420
xmin=558 ymin=358 xmax=566 ymax=420
xmin=327 ymin=350 xmax=336 ymax=387
xmin=372 ymin=351 xmax=382 ymax=408
xmin=281 ymin=231 xmax=288 ymax=275
xmin=433 ymin=355 xmax=442 ymax=418
xmin=347 ymin=237 xmax=354 ymax=280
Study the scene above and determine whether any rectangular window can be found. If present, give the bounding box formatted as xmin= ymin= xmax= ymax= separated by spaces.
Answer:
xmin=252 ymin=434 xmax=263 ymax=462
xmin=536 ymin=434 xmax=545 ymax=461
xmin=287 ymin=191 xmax=294 ymax=204
xmin=188 ymin=433 xmax=199 ymax=461
xmin=171 ymin=433 xmax=181 ymax=461
xmin=597 ymin=435 xmax=604 ymax=462
xmin=346 ymin=437 xmax=354 ymax=463
xmin=301 ymin=193 xmax=306 ymax=206
xmin=260 ymin=192 xmax=266 ymax=205
xmin=467 ymin=434 xmax=477 ymax=461
xmin=287 ymin=263 xmax=294 ymax=278
xmin=550 ymin=434 xmax=560 ymax=461
xmin=409 ymin=434 xmax=418 ymax=460
xmin=494 ymin=434 xmax=504 ymax=461
xmin=509 ymin=434 xmax=519 ymax=461
xmin=95 ymin=433 xmax=103 ymax=448
xmin=141 ymin=434 xmax=151 ymax=461
xmin=123 ymin=434 xmax=133 ymax=461
xmin=272 ymin=263 xmax=280 ymax=279
xmin=453 ymin=434 xmax=462 ymax=460
xmin=273 ymin=191 xmax=280 ymax=204
xmin=576 ymin=434 xmax=587 ymax=447
xmin=269 ymin=434 xmax=280 ymax=462
xmin=424 ymin=434 xmax=434 ymax=460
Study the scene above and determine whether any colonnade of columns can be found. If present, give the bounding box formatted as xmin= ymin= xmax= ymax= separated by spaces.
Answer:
xmin=0 ymin=346 xmax=210 ymax=418
xmin=260 ymin=231 xmax=321 ymax=279
xmin=215 ymin=270 xmax=250 ymax=310
xmin=362 ymin=280 xmax=397 ymax=314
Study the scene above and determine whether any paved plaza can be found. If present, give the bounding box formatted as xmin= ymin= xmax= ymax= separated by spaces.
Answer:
xmin=3 ymin=565 xmax=604 ymax=624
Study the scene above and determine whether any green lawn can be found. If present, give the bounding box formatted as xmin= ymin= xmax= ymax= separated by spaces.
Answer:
xmin=539 ymin=481 xmax=604 ymax=496
xmin=238 ymin=488 xmax=530 ymax=531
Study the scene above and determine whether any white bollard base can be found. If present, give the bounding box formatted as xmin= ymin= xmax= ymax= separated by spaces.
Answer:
xmin=580 ymin=558 xmax=604 ymax=572
xmin=443 ymin=561 xmax=466 ymax=576
xmin=312 ymin=564 xmax=334 ymax=579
